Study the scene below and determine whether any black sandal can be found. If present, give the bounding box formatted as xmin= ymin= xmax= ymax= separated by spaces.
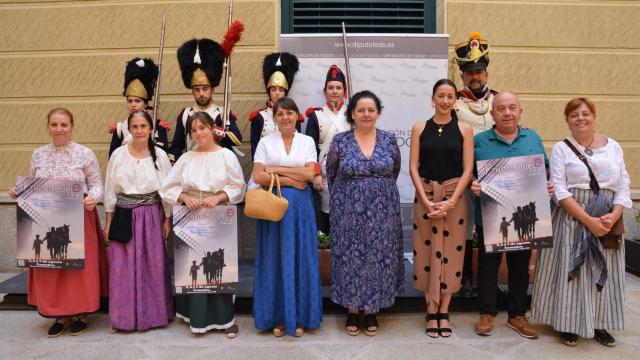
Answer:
xmin=560 ymin=332 xmax=578 ymax=346
xmin=345 ymin=313 xmax=360 ymax=336
xmin=425 ymin=313 xmax=439 ymax=338
xmin=364 ymin=313 xmax=378 ymax=336
xmin=594 ymin=329 xmax=615 ymax=347
xmin=438 ymin=313 xmax=452 ymax=338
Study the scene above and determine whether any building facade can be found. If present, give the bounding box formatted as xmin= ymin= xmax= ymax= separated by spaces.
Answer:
xmin=0 ymin=0 xmax=637 ymax=271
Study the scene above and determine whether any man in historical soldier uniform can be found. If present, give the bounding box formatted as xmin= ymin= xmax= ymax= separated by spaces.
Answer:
xmin=168 ymin=38 xmax=243 ymax=162
xmin=108 ymin=58 xmax=170 ymax=158
xmin=453 ymin=32 xmax=497 ymax=297
xmin=304 ymin=65 xmax=350 ymax=234
xmin=249 ymin=52 xmax=300 ymax=159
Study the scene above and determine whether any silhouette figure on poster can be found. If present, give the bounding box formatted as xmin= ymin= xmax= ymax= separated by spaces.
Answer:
xmin=41 ymin=225 xmax=72 ymax=260
xmin=522 ymin=201 xmax=538 ymax=239
xmin=508 ymin=207 xmax=523 ymax=241
xmin=32 ymin=234 xmax=45 ymax=260
xmin=45 ymin=227 xmax=56 ymax=259
xmin=189 ymin=261 xmax=201 ymax=287
xmin=499 ymin=217 xmax=510 ymax=244
xmin=199 ymin=252 xmax=212 ymax=285
xmin=501 ymin=202 xmax=538 ymax=244
xmin=195 ymin=249 xmax=227 ymax=286
xmin=60 ymin=224 xmax=71 ymax=259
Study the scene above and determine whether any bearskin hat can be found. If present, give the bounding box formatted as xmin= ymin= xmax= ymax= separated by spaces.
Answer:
xmin=262 ymin=52 xmax=300 ymax=92
xmin=177 ymin=39 xmax=225 ymax=88
xmin=123 ymin=57 xmax=159 ymax=101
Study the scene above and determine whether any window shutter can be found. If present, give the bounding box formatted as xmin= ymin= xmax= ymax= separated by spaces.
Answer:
xmin=281 ymin=0 xmax=436 ymax=34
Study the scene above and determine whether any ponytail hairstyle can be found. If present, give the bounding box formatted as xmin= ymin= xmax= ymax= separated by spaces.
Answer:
xmin=127 ymin=110 xmax=158 ymax=170
xmin=431 ymin=78 xmax=459 ymax=120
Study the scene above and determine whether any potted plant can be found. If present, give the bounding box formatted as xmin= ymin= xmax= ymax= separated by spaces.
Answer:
xmin=317 ymin=231 xmax=331 ymax=285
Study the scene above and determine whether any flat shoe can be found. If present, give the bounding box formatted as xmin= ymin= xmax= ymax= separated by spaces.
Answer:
xmin=560 ymin=332 xmax=578 ymax=346
xmin=69 ymin=319 xmax=87 ymax=336
xmin=594 ymin=329 xmax=615 ymax=347
xmin=294 ymin=327 xmax=304 ymax=337
xmin=47 ymin=319 xmax=66 ymax=338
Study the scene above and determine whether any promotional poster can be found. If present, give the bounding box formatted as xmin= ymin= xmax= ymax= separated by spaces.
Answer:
xmin=477 ymin=155 xmax=553 ymax=253
xmin=281 ymin=34 xmax=448 ymax=203
xmin=15 ymin=177 xmax=85 ymax=269
xmin=173 ymin=205 xmax=239 ymax=294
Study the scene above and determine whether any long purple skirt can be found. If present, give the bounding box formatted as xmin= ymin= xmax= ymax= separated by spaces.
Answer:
xmin=109 ymin=203 xmax=174 ymax=330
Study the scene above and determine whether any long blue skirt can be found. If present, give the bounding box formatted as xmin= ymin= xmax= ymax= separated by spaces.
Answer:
xmin=253 ymin=186 xmax=322 ymax=335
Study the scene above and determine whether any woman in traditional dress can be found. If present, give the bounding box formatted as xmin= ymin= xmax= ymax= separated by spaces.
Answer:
xmin=103 ymin=110 xmax=173 ymax=333
xmin=107 ymin=58 xmax=169 ymax=158
xmin=327 ymin=90 xmax=404 ymax=337
xmin=249 ymin=52 xmax=299 ymax=159
xmin=159 ymin=111 xmax=245 ymax=338
xmin=252 ymin=97 xmax=322 ymax=337
xmin=409 ymin=79 xmax=474 ymax=338
xmin=531 ymin=98 xmax=631 ymax=347
xmin=9 ymin=108 xmax=108 ymax=337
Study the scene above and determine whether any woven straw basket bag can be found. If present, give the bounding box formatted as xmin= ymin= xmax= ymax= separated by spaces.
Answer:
xmin=244 ymin=173 xmax=289 ymax=221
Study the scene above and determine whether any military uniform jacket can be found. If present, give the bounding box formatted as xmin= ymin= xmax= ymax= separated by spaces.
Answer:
xmin=454 ymin=88 xmax=497 ymax=135
xmin=305 ymin=103 xmax=349 ymax=165
xmin=108 ymin=118 xmax=169 ymax=159
xmin=249 ymin=106 xmax=276 ymax=159
xmin=168 ymin=103 xmax=242 ymax=162
xmin=305 ymin=103 xmax=349 ymax=213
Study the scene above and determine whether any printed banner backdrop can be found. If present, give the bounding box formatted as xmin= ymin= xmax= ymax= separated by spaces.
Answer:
xmin=16 ymin=177 xmax=85 ymax=269
xmin=281 ymin=34 xmax=449 ymax=203
xmin=477 ymin=154 xmax=553 ymax=253
xmin=173 ymin=205 xmax=239 ymax=294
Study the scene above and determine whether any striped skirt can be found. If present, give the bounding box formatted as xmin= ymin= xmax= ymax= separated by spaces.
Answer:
xmin=531 ymin=188 xmax=625 ymax=338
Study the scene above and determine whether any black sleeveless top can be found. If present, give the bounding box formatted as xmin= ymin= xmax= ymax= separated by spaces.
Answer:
xmin=418 ymin=117 xmax=464 ymax=181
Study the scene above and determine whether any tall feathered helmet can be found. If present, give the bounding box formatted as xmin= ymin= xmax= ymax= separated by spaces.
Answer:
xmin=123 ymin=58 xmax=159 ymax=101
xmin=262 ymin=52 xmax=299 ymax=93
xmin=454 ymin=32 xmax=490 ymax=73
xmin=177 ymin=39 xmax=225 ymax=88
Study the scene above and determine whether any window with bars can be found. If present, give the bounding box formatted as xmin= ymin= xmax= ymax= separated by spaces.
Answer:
xmin=281 ymin=0 xmax=436 ymax=34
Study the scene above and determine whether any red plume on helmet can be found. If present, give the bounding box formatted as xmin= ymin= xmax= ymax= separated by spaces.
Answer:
xmin=221 ymin=21 xmax=245 ymax=57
